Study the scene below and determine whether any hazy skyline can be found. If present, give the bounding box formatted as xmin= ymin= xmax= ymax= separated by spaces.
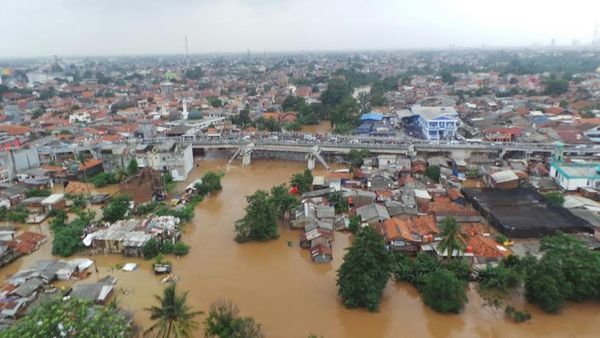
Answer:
xmin=1 ymin=0 xmax=600 ymax=57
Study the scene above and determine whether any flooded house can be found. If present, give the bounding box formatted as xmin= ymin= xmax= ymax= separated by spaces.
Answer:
xmin=69 ymin=276 xmax=116 ymax=305
xmin=119 ymin=167 xmax=167 ymax=204
xmin=86 ymin=216 xmax=180 ymax=256
xmin=355 ymin=203 xmax=390 ymax=225
xmin=0 ymin=183 xmax=29 ymax=208
xmin=378 ymin=215 xmax=439 ymax=253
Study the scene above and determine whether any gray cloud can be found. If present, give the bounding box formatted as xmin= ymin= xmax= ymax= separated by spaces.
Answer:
xmin=0 ymin=0 xmax=599 ymax=57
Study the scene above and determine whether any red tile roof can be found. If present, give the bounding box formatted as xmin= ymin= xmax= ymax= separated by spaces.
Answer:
xmin=0 ymin=125 xmax=31 ymax=136
xmin=380 ymin=215 xmax=439 ymax=243
xmin=467 ymin=235 xmax=510 ymax=258
xmin=79 ymin=158 xmax=103 ymax=171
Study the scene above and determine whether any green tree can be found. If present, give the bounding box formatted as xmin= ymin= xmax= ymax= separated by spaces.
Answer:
xmin=539 ymin=232 xmax=600 ymax=302
xmin=208 ymin=97 xmax=223 ymax=108
xmin=143 ymin=238 xmax=161 ymax=259
xmin=26 ymin=188 xmax=51 ymax=197
xmin=2 ymin=297 xmax=132 ymax=338
xmin=328 ymin=191 xmax=349 ymax=214
xmin=337 ymin=227 xmax=390 ymax=311
xmin=203 ymin=300 xmax=264 ymax=338
xmin=425 ymin=165 xmax=440 ymax=182
xmin=184 ymin=66 xmax=204 ymax=80
xmin=235 ymin=190 xmax=278 ymax=243
xmin=477 ymin=264 xmax=522 ymax=291
xmin=441 ymin=71 xmax=456 ymax=85
xmin=444 ymin=258 xmax=471 ymax=281
xmin=543 ymin=74 xmax=569 ymax=96
xmin=348 ymin=215 xmax=361 ymax=234
xmin=525 ymin=258 xmax=568 ymax=313
xmin=173 ymin=242 xmax=190 ymax=256
xmin=145 ymin=283 xmax=203 ymax=338
xmin=290 ymin=169 xmax=313 ymax=194
xmin=195 ymin=171 xmax=224 ymax=196
xmin=391 ymin=252 xmax=440 ymax=291
xmin=559 ymin=100 xmax=569 ymax=109
xmin=437 ymin=217 xmax=465 ymax=260
xmin=422 ymin=269 xmax=467 ymax=313
xmin=543 ymin=191 xmax=565 ymax=206
xmin=0 ymin=205 xmax=30 ymax=223
xmin=89 ymin=172 xmax=118 ymax=187
xmin=51 ymin=211 xmax=95 ymax=257
xmin=269 ymin=184 xmax=299 ymax=220
xmin=347 ymin=149 xmax=370 ymax=168
xmin=70 ymin=194 xmax=90 ymax=210
xmin=103 ymin=195 xmax=131 ymax=222
xmin=126 ymin=158 xmax=139 ymax=176
xmin=320 ymin=79 xmax=352 ymax=107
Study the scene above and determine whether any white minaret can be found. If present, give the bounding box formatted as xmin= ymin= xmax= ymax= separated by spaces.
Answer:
xmin=182 ymin=99 xmax=189 ymax=119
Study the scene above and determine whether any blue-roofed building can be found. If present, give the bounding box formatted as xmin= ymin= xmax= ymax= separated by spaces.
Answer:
xmin=410 ymin=105 xmax=460 ymax=140
xmin=360 ymin=113 xmax=384 ymax=123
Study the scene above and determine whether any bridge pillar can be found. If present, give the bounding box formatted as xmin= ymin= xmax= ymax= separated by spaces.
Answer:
xmin=242 ymin=144 xmax=254 ymax=166
xmin=307 ymin=154 xmax=316 ymax=170
xmin=408 ymin=145 xmax=416 ymax=157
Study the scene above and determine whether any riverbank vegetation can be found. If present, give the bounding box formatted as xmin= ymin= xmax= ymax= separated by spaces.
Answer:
xmin=337 ymin=214 xmax=598 ymax=317
xmin=235 ymin=172 xmax=303 ymax=243
xmin=235 ymin=190 xmax=279 ymax=243
xmin=51 ymin=209 xmax=96 ymax=257
xmin=0 ymin=205 xmax=29 ymax=223
xmin=2 ymin=297 xmax=133 ymax=338
xmin=204 ymin=300 xmax=264 ymax=338
xmin=290 ymin=169 xmax=313 ymax=194
xmin=337 ymin=227 xmax=390 ymax=311
xmin=142 ymin=238 xmax=190 ymax=259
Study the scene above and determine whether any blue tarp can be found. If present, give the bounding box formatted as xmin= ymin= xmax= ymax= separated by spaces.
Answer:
xmin=360 ymin=113 xmax=384 ymax=122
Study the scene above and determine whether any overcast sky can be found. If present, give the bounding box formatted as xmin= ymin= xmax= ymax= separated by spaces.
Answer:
xmin=1 ymin=0 xmax=600 ymax=57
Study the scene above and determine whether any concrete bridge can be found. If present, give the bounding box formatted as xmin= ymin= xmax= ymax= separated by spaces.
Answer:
xmin=148 ymin=136 xmax=597 ymax=169
xmin=36 ymin=135 xmax=600 ymax=170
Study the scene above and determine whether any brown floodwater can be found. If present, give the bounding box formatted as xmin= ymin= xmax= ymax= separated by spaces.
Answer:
xmin=301 ymin=120 xmax=333 ymax=134
xmin=2 ymin=152 xmax=600 ymax=337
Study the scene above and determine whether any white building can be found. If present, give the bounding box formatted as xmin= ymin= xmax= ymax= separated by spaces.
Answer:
xmin=583 ymin=126 xmax=600 ymax=143
xmin=147 ymin=142 xmax=193 ymax=181
xmin=411 ymin=105 xmax=460 ymax=140
xmin=69 ymin=111 xmax=92 ymax=124
xmin=550 ymin=161 xmax=600 ymax=191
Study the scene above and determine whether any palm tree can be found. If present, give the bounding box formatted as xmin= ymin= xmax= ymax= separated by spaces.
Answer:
xmin=145 ymin=283 xmax=203 ymax=338
xmin=437 ymin=217 xmax=465 ymax=261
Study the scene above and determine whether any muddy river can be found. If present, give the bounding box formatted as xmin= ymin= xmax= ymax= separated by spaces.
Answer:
xmin=2 ymin=153 xmax=600 ymax=337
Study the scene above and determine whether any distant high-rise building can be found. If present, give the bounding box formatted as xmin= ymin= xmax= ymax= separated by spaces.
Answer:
xmin=594 ymin=21 xmax=599 ymax=45
xmin=184 ymin=35 xmax=189 ymax=64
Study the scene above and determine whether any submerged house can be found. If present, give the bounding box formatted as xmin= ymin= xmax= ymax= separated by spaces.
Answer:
xmin=356 ymin=203 xmax=390 ymax=225
xmin=379 ymin=215 xmax=439 ymax=253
